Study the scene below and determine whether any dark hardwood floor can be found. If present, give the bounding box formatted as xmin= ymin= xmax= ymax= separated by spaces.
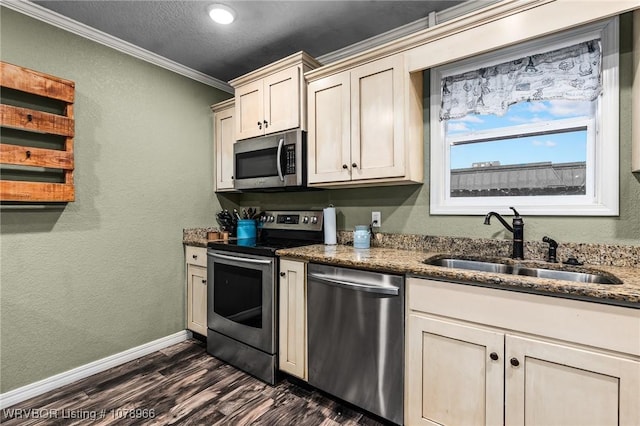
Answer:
xmin=1 ymin=339 xmax=389 ymax=425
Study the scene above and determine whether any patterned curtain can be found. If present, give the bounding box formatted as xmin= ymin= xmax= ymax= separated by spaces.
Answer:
xmin=440 ymin=39 xmax=602 ymax=120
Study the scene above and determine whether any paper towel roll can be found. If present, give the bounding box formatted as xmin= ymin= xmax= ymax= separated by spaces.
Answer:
xmin=323 ymin=207 xmax=337 ymax=245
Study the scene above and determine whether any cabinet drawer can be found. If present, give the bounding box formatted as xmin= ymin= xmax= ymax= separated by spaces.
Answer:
xmin=185 ymin=246 xmax=207 ymax=267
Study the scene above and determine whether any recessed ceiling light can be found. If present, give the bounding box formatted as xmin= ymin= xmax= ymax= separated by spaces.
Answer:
xmin=208 ymin=4 xmax=236 ymax=25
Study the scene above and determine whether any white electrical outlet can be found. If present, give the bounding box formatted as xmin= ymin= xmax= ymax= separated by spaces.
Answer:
xmin=372 ymin=211 xmax=381 ymax=227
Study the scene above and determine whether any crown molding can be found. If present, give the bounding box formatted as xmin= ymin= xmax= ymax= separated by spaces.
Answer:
xmin=0 ymin=0 xmax=234 ymax=94
xmin=316 ymin=0 xmax=503 ymax=65
xmin=229 ymin=51 xmax=321 ymax=87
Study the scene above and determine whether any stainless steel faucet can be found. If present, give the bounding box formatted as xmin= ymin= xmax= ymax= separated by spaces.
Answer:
xmin=484 ymin=207 xmax=524 ymax=259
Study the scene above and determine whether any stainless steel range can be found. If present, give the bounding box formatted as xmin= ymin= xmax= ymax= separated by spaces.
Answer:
xmin=206 ymin=210 xmax=323 ymax=384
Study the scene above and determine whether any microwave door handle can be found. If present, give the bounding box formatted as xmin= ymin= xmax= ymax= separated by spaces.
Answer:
xmin=276 ymin=138 xmax=285 ymax=182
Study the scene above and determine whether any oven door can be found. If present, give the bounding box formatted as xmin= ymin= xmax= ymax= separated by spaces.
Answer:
xmin=207 ymin=250 xmax=276 ymax=354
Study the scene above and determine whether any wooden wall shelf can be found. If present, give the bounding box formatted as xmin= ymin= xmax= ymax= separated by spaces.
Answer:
xmin=0 ymin=61 xmax=75 ymax=202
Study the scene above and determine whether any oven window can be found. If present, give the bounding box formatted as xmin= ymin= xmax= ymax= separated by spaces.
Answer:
xmin=213 ymin=263 xmax=263 ymax=328
xmin=236 ymin=147 xmax=278 ymax=179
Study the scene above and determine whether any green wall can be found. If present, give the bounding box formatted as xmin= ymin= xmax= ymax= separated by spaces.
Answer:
xmin=231 ymin=13 xmax=640 ymax=246
xmin=0 ymin=8 xmax=229 ymax=393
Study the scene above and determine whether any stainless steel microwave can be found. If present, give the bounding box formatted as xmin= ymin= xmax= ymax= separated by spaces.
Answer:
xmin=233 ymin=129 xmax=306 ymax=191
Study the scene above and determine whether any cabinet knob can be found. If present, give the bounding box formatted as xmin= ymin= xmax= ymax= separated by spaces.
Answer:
xmin=490 ymin=352 xmax=499 ymax=361
xmin=263 ymin=120 xmax=268 ymax=128
xmin=510 ymin=357 xmax=520 ymax=367
xmin=280 ymin=272 xmax=286 ymax=277
xmin=342 ymin=164 xmax=348 ymax=169
xmin=201 ymin=279 xmax=207 ymax=284
xmin=257 ymin=121 xmax=262 ymax=129
xmin=352 ymin=163 xmax=358 ymax=168
xmin=192 ymin=254 xmax=198 ymax=259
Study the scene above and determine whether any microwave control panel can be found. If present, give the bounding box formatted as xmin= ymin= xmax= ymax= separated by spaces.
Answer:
xmin=285 ymin=145 xmax=296 ymax=175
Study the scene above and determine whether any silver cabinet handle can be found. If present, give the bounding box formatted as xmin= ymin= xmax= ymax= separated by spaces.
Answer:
xmin=210 ymin=252 xmax=272 ymax=265
xmin=308 ymin=272 xmax=399 ymax=295
xmin=276 ymin=138 xmax=284 ymax=182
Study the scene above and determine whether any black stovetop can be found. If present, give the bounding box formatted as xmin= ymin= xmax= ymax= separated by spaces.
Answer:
xmin=207 ymin=237 xmax=320 ymax=257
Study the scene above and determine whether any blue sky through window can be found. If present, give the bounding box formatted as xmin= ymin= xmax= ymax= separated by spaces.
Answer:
xmin=446 ymin=99 xmax=593 ymax=169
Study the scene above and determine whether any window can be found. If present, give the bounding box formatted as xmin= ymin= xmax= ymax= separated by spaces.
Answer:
xmin=430 ymin=18 xmax=619 ymax=216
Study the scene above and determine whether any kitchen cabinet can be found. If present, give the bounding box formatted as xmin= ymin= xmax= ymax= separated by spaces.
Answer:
xmin=306 ymin=54 xmax=423 ymax=187
xmin=230 ymin=51 xmax=320 ymax=141
xmin=406 ymin=277 xmax=640 ymax=426
xmin=278 ymin=258 xmax=307 ymax=380
xmin=211 ymin=99 xmax=235 ymax=192
xmin=185 ymin=246 xmax=207 ymax=336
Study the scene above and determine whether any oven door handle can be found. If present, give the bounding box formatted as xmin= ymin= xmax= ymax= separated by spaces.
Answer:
xmin=276 ymin=138 xmax=285 ymax=182
xmin=308 ymin=273 xmax=399 ymax=296
xmin=210 ymin=252 xmax=273 ymax=265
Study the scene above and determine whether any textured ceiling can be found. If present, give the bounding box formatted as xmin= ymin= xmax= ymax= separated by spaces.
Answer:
xmin=32 ymin=0 xmax=466 ymax=83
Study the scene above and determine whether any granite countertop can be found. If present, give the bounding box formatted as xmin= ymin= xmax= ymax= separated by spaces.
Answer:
xmin=276 ymin=244 xmax=640 ymax=308
xmin=183 ymin=227 xmax=220 ymax=247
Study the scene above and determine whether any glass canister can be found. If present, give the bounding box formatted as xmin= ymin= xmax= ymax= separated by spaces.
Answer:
xmin=236 ymin=219 xmax=257 ymax=240
xmin=353 ymin=225 xmax=371 ymax=249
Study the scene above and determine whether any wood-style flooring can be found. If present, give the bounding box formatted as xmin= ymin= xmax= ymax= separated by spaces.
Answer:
xmin=1 ymin=339 xmax=389 ymax=425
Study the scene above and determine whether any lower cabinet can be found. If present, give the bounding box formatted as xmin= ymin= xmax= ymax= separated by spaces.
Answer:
xmin=185 ymin=246 xmax=207 ymax=336
xmin=406 ymin=277 xmax=640 ymax=426
xmin=278 ymin=258 xmax=307 ymax=380
xmin=407 ymin=315 xmax=504 ymax=425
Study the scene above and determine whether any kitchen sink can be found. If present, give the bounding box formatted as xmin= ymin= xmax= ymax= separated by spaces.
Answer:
xmin=428 ymin=258 xmax=514 ymax=274
xmin=424 ymin=256 xmax=622 ymax=285
xmin=515 ymin=267 xmax=621 ymax=284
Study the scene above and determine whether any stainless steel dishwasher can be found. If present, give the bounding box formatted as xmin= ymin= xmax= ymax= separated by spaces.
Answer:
xmin=307 ymin=263 xmax=404 ymax=425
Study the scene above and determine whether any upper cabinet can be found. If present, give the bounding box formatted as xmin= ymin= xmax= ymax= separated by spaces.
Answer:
xmin=230 ymin=52 xmax=320 ymax=141
xmin=306 ymin=53 xmax=423 ymax=188
xmin=211 ymin=98 xmax=235 ymax=192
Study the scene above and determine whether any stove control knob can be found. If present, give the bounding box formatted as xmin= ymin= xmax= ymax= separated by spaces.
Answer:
xmin=302 ymin=216 xmax=309 ymax=224
xmin=311 ymin=216 xmax=318 ymax=224
xmin=269 ymin=215 xmax=275 ymax=222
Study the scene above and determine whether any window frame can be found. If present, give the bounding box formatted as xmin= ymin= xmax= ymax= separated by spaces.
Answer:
xmin=429 ymin=18 xmax=619 ymax=216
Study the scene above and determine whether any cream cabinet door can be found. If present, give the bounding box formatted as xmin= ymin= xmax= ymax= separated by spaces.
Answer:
xmin=505 ymin=335 xmax=640 ymax=426
xmin=278 ymin=259 xmax=307 ymax=380
xmin=235 ymin=79 xmax=264 ymax=140
xmin=264 ymin=66 xmax=300 ymax=135
xmin=214 ymin=103 xmax=235 ymax=191
xmin=350 ymin=54 xmax=405 ymax=180
xmin=406 ymin=314 xmax=504 ymax=426
xmin=307 ymin=71 xmax=351 ymax=184
xmin=186 ymin=264 xmax=207 ymax=336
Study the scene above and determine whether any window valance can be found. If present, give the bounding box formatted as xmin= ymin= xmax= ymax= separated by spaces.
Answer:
xmin=440 ymin=39 xmax=602 ymax=120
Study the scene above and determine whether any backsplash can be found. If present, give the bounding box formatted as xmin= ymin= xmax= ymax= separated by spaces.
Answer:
xmin=184 ymin=227 xmax=639 ymax=267
xmin=337 ymin=231 xmax=640 ymax=268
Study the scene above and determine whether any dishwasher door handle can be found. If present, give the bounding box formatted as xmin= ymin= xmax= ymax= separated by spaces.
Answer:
xmin=308 ymin=273 xmax=399 ymax=296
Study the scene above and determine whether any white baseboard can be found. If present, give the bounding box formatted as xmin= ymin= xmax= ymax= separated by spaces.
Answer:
xmin=0 ymin=330 xmax=190 ymax=409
